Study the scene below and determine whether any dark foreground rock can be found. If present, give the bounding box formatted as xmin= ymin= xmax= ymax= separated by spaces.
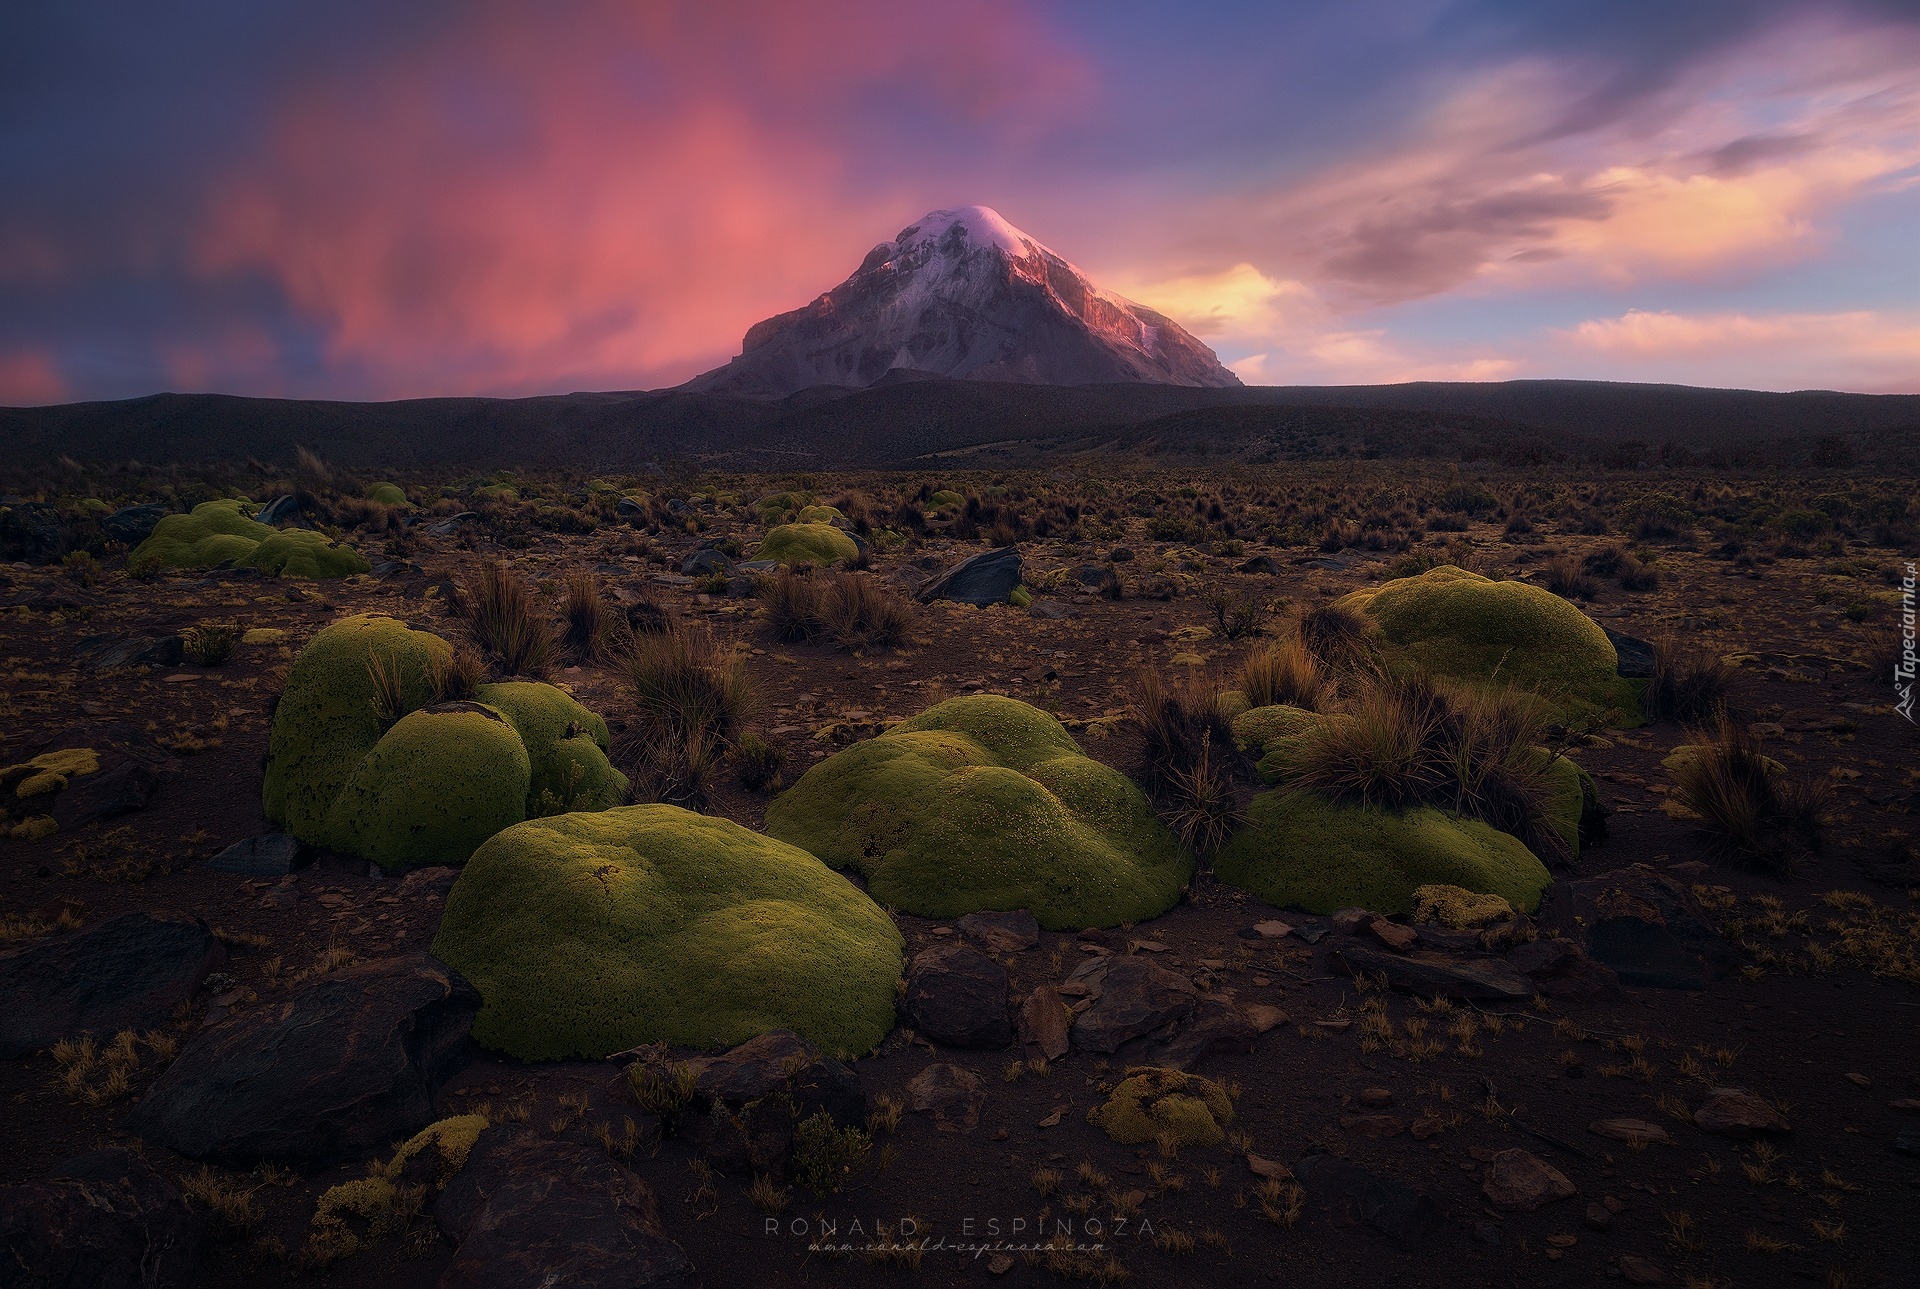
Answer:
xmin=916 ymin=547 xmax=1023 ymax=606
xmin=206 ymin=833 xmax=307 ymax=876
xmin=904 ymin=943 xmax=1013 ymax=1048
xmin=0 ymin=912 xmax=223 ymax=1058
xmin=668 ymin=1030 xmax=866 ymax=1177
xmin=1061 ymin=955 xmax=1255 ymax=1070
xmin=132 ymin=955 xmax=479 ymax=1168
xmin=1331 ymin=944 xmax=1535 ymax=1002
xmin=1507 ymin=938 xmax=1621 ymax=1002
xmin=1294 ymin=1152 xmax=1442 ymax=1246
xmin=50 ymin=759 xmax=159 ymax=830
xmin=1539 ymin=864 xmax=1742 ymax=989
xmin=435 ymin=1131 xmax=691 ymax=1289
xmin=0 ymin=1149 xmax=206 ymax=1289
xmin=957 ymin=909 xmax=1040 ymax=953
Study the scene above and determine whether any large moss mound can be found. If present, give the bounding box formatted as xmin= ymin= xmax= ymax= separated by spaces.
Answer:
xmin=130 ymin=499 xmax=274 ymax=569
xmin=755 ymin=522 xmax=858 ymax=565
xmin=762 ymin=695 xmax=1192 ymax=929
xmin=364 ymin=482 xmax=410 ymax=507
xmin=1337 ymin=566 xmax=1640 ymax=722
xmin=240 ymin=528 xmax=371 ymax=578
xmin=431 ymin=805 xmax=904 ymax=1060
xmin=262 ymin=615 xmax=627 ymax=868
xmin=1213 ymin=789 xmax=1553 ymax=916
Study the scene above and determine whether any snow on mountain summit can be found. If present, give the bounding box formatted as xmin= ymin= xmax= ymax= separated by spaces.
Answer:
xmin=686 ymin=206 xmax=1240 ymax=396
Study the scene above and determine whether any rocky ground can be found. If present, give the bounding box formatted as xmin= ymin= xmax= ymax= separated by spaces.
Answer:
xmin=1 ymin=470 xmax=1916 ymax=1289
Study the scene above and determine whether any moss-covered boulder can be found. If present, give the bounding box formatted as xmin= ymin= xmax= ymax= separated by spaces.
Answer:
xmin=1412 ymin=884 xmax=1515 ymax=927
xmin=796 ymin=504 xmax=844 ymax=524
xmin=240 ymin=529 xmax=371 ymax=579
xmin=762 ymin=695 xmax=1192 ymax=929
xmin=1088 ymin=1067 xmax=1234 ymax=1147
xmin=755 ymin=522 xmax=858 ymax=566
xmin=431 ymin=805 xmax=904 ymax=1060
xmin=262 ymin=615 xmax=627 ymax=868
xmin=364 ymin=482 xmax=410 ymax=507
xmin=1336 ymin=566 xmax=1641 ymax=722
xmin=129 ymin=499 xmax=274 ymax=569
xmin=1213 ymin=789 xmax=1553 ymax=916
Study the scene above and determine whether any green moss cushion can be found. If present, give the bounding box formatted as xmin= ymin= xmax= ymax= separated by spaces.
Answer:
xmin=1337 ymin=566 xmax=1641 ymax=723
xmin=365 ymin=482 xmax=409 ymax=506
xmin=1213 ymin=789 xmax=1553 ymax=916
xmin=755 ymin=522 xmax=858 ymax=565
xmin=263 ymin=615 xmax=626 ymax=867
xmin=130 ymin=499 xmax=274 ymax=569
xmin=431 ymin=805 xmax=904 ymax=1060
xmin=239 ymin=529 xmax=371 ymax=578
xmin=1231 ymin=704 xmax=1323 ymax=758
xmin=323 ymin=704 xmax=531 ymax=868
xmin=763 ymin=695 xmax=1192 ymax=929
xmin=796 ymin=504 xmax=844 ymax=524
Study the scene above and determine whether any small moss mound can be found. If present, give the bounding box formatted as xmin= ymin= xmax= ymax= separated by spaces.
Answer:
xmin=6 ymin=747 xmax=99 ymax=798
xmin=307 ymin=1114 xmax=488 ymax=1264
xmin=129 ymin=499 xmax=273 ymax=570
xmin=1231 ymin=704 xmax=1322 ymax=758
xmin=364 ymin=482 xmax=409 ymax=507
xmin=431 ymin=805 xmax=904 ymax=1060
xmin=1213 ymin=789 xmax=1553 ymax=916
xmin=1088 ymin=1067 xmax=1234 ymax=1147
xmin=240 ymin=529 xmax=371 ymax=578
xmin=928 ymin=489 xmax=964 ymax=509
xmin=1336 ymin=566 xmax=1640 ymax=723
xmin=763 ymin=695 xmax=1192 ymax=929
xmin=263 ymin=615 xmax=627 ymax=868
xmin=1412 ymin=883 xmax=1515 ymax=927
xmin=756 ymin=522 xmax=858 ymax=566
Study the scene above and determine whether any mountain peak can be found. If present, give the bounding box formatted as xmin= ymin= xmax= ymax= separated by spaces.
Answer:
xmin=686 ymin=206 xmax=1240 ymax=396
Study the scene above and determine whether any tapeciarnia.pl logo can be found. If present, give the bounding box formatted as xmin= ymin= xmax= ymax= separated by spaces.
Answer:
xmin=1897 ymin=561 xmax=1916 ymax=723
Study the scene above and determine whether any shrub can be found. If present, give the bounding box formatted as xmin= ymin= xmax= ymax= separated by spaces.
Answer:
xmin=182 ymin=623 xmax=240 ymax=667
xmin=1294 ymin=602 xmax=1377 ymax=675
xmin=1238 ymin=639 xmax=1331 ymax=712
xmin=1642 ymin=637 xmax=1734 ymax=723
xmin=794 ymin=1110 xmax=872 ymax=1197
xmin=1541 ymin=555 xmax=1599 ymax=600
xmin=621 ymin=622 xmax=754 ymax=803
xmin=816 ymin=574 xmax=914 ymax=649
xmin=560 ymin=570 xmax=615 ymax=663
xmin=126 ymin=549 xmax=165 ymax=581
xmin=733 ymin=732 xmax=786 ymax=792
xmin=61 ymin=551 xmax=100 ymax=586
xmin=1667 ymin=719 xmax=1827 ymax=875
xmin=1207 ymin=591 xmax=1267 ymax=640
xmin=455 ymin=560 xmax=554 ymax=679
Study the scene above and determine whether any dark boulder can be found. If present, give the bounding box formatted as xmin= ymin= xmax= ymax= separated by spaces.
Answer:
xmin=435 ymin=1131 xmax=691 ymax=1289
xmin=51 ymin=759 xmax=159 ymax=831
xmin=101 ymin=504 xmax=170 ymax=547
xmin=427 ymin=512 xmax=479 ymax=537
xmin=0 ymin=912 xmax=223 ymax=1058
xmin=1238 ymin=555 xmax=1283 ymax=575
xmin=1537 ymin=865 xmax=1742 ymax=990
xmin=1507 ymin=937 xmax=1621 ymax=1002
xmin=1069 ymin=564 xmax=1121 ymax=598
xmin=0 ymin=1149 xmax=206 ymax=1289
xmin=1331 ymin=944 xmax=1535 ymax=1002
xmin=71 ymin=634 xmax=184 ymax=671
xmin=1602 ymin=627 xmax=1656 ymax=679
xmin=916 ymin=547 xmax=1023 ymax=607
xmin=679 ymin=549 xmax=731 ymax=578
xmin=1067 ymin=956 xmax=1198 ymax=1054
xmin=0 ymin=502 xmax=66 ymax=562
xmin=1294 ymin=1152 xmax=1442 ymax=1246
xmin=254 ymin=495 xmax=311 ymax=528
xmin=904 ymin=943 xmax=1013 ymax=1049
xmin=131 ymin=956 xmax=478 ymax=1168
xmin=665 ymin=1031 xmax=863 ymax=1178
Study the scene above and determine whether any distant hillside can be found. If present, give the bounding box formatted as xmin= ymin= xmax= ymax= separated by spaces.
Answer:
xmin=3 ymin=379 xmax=1916 ymax=472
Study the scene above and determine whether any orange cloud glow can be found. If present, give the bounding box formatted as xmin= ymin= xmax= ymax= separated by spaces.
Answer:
xmin=1563 ymin=308 xmax=1920 ymax=392
xmin=0 ymin=350 xmax=68 ymax=406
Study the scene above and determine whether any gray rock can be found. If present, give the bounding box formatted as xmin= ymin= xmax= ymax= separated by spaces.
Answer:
xmin=1027 ymin=599 xmax=1076 ymax=619
xmin=904 ymin=943 xmax=1013 ymax=1048
xmin=1603 ymin=627 xmax=1656 ymax=678
xmin=435 ymin=1131 xmax=691 ymax=1289
xmin=1507 ymin=937 xmax=1620 ymax=1001
xmin=0 ymin=912 xmax=224 ymax=1058
xmin=616 ymin=497 xmax=647 ymax=518
xmin=132 ymin=956 xmax=479 ymax=1168
xmin=255 ymin=495 xmax=310 ymax=528
xmin=679 ymin=549 xmax=731 ymax=577
xmin=207 ymin=833 xmax=307 ymax=876
xmin=906 ymin=1062 xmax=985 ymax=1133
xmin=1331 ymin=944 xmax=1535 ymax=1001
xmin=71 ymin=633 xmax=184 ymax=671
xmin=1069 ymin=564 xmax=1121 ymax=598
xmin=427 ymin=511 xmax=479 ymax=536
xmin=1239 ymin=555 xmax=1283 ymax=575
xmin=1068 ymin=956 xmax=1198 ymax=1054
xmin=917 ymin=546 xmax=1023 ymax=607
xmin=685 ymin=1030 xmax=864 ymax=1128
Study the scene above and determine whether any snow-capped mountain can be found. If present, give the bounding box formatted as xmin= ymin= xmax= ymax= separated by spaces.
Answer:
xmin=685 ymin=206 xmax=1241 ymax=396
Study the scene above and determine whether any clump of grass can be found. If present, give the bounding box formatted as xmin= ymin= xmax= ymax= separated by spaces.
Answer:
xmin=732 ymin=732 xmax=785 ymax=792
xmin=1161 ymin=743 xmax=1243 ymax=855
xmin=758 ymin=570 xmax=821 ymax=643
xmin=424 ymin=642 xmax=486 ymax=703
xmin=1294 ymin=602 xmax=1377 ymax=675
xmin=1669 ymin=718 xmax=1827 ymax=875
xmin=1271 ymin=672 xmax=1572 ymax=864
xmin=621 ymin=622 xmax=754 ymax=804
xmin=455 ymin=560 xmax=554 ymax=679
xmin=1239 ymin=638 xmax=1332 ymax=711
xmin=1207 ymin=591 xmax=1267 ymax=640
xmin=1643 ymin=637 xmax=1734 ymax=723
xmin=1541 ymin=555 xmax=1599 ymax=600
xmin=183 ymin=623 xmax=240 ymax=667
xmin=560 ymin=569 xmax=616 ymax=663
xmin=757 ymin=571 xmax=914 ymax=650
xmin=1133 ymin=667 xmax=1243 ymax=854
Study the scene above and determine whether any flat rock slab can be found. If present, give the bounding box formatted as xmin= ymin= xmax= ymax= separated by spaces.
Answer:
xmin=685 ymin=1030 xmax=863 ymax=1126
xmin=916 ymin=547 xmax=1023 ymax=607
xmin=1018 ymin=986 xmax=1072 ymax=1061
xmin=1483 ymin=1148 xmax=1577 ymax=1211
xmin=436 ymin=1130 xmax=691 ymax=1289
xmin=957 ymin=910 xmax=1040 ymax=953
xmin=1693 ymin=1088 xmax=1791 ymax=1138
xmin=1067 ymin=956 xmax=1199 ymax=1053
xmin=0 ymin=1149 xmax=206 ymax=1289
xmin=0 ymin=912 xmax=224 ymax=1057
xmin=905 ymin=943 xmax=1013 ymax=1049
xmin=907 ymin=1062 xmax=985 ymax=1134
xmin=1331 ymin=944 xmax=1535 ymax=1002
xmin=1293 ymin=1153 xmax=1442 ymax=1246
xmin=1588 ymin=1118 xmax=1674 ymax=1146
xmin=132 ymin=955 xmax=479 ymax=1168
xmin=1507 ymin=938 xmax=1621 ymax=1002
xmin=207 ymin=833 xmax=307 ymax=876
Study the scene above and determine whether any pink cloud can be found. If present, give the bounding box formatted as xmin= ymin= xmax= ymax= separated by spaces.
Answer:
xmin=1562 ymin=307 xmax=1920 ymax=392
xmin=0 ymin=350 xmax=68 ymax=406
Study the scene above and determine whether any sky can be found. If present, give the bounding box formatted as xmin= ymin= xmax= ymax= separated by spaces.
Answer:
xmin=3 ymin=0 xmax=1919 ymax=405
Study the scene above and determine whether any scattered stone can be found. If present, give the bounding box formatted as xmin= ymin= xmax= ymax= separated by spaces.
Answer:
xmin=1145 ymin=995 xmax=1258 ymax=1071
xmin=1368 ymin=920 xmax=1418 ymax=951
xmin=1027 ymin=599 xmax=1076 ymax=619
xmin=1357 ymin=1087 xmax=1395 ymax=1108
xmin=207 ymin=833 xmax=307 ymax=876
xmin=1238 ymin=555 xmax=1283 ymax=575
xmin=904 ymin=943 xmax=1013 ymax=1049
xmin=1069 ymin=564 xmax=1121 ymax=598
xmin=1247 ymin=1153 xmax=1291 ymax=1181
xmin=435 ymin=1130 xmax=691 ymax=1288
xmin=133 ymin=956 xmax=479 ymax=1168
xmin=1584 ymin=1201 xmax=1613 ymax=1231
xmin=1243 ymin=1004 xmax=1288 ymax=1034
xmin=1339 ymin=1114 xmax=1406 ymax=1138
xmin=1508 ymin=937 xmax=1621 ymax=1001
xmin=1293 ymin=1153 xmax=1441 ymax=1246
xmin=0 ymin=1149 xmax=206 ymax=1289
xmin=916 ymin=546 xmax=1024 ymax=607
xmin=71 ymin=633 xmax=185 ymax=672
xmin=0 ymin=911 xmax=224 ymax=1057
xmin=100 ymin=503 xmax=171 ymax=546
xmin=686 ymin=1030 xmax=864 ymax=1128
xmin=1018 ymin=987 xmax=1072 ymax=1061
xmin=906 ymin=1063 xmax=985 ymax=1134
xmin=1252 ymin=920 xmax=1293 ymax=939
xmin=958 ymin=909 xmax=1040 ymax=953
xmin=396 ymin=866 xmax=461 ymax=903
xmin=1330 ymin=908 xmax=1375 ymax=935
xmin=1692 ymin=1088 xmax=1790 ymax=1138
xmin=1843 ymin=1072 xmax=1870 ymax=1088
xmin=679 ymin=549 xmax=731 ymax=577
xmin=1331 ymin=944 xmax=1535 ymax=1002
xmin=1619 ymin=1254 xmax=1669 ymax=1284
xmin=1588 ymin=1118 xmax=1673 ymax=1146
xmin=1483 ymin=1148 xmax=1577 ymax=1211
xmin=427 ymin=511 xmax=479 ymax=536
